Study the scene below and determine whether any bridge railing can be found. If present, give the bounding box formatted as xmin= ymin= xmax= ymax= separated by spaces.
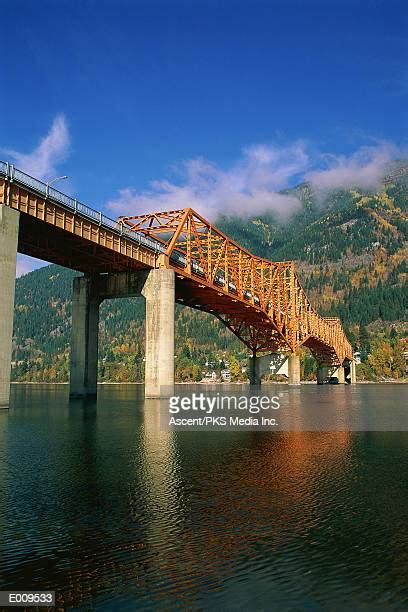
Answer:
xmin=0 ymin=161 xmax=165 ymax=255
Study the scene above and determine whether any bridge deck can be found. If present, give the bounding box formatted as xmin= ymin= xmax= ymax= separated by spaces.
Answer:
xmin=0 ymin=162 xmax=158 ymax=273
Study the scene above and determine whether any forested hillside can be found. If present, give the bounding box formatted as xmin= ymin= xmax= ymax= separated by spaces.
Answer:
xmin=12 ymin=170 xmax=408 ymax=382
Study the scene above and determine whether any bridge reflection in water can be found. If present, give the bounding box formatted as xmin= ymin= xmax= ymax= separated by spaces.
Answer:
xmin=0 ymin=162 xmax=354 ymax=407
xmin=1 ymin=384 xmax=407 ymax=609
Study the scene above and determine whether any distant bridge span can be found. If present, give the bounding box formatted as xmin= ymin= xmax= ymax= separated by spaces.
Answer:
xmin=0 ymin=162 xmax=354 ymax=404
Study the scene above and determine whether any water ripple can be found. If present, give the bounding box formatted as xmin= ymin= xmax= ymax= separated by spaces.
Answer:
xmin=0 ymin=384 xmax=407 ymax=610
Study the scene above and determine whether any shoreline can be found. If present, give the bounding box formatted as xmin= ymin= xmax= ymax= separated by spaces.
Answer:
xmin=11 ymin=380 xmax=408 ymax=386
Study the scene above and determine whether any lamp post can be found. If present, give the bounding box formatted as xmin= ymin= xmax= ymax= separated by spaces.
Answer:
xmin=45 ymin=175 xmax=68 ymax=197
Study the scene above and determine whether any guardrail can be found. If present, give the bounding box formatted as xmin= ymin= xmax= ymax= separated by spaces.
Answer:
xmin=0 ymin=161 xmax=166 ymax=255
xmin=0 ymin=161 xmax=252 ymax=279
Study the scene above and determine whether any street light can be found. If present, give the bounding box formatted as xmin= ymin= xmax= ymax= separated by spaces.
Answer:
xmin=48 ymin=175 xmax=68 ymax=187
xmin=45 ymin=175 xmax=68 ymax=197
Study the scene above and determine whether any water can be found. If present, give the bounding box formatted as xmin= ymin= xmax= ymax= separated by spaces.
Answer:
xmin=1 ymin=384 xmax=407 ymax=610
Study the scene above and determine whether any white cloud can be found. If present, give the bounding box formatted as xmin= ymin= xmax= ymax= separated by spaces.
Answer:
xmin=2 ymin=115 xmax=70 ymax=276
xmin=107 ymin=140 xmax=405 ymax=222
xmin=4 ymin=114 xmax=70 ymax=180
xmin=107 ymin=142 xmax=308 ymax=221
xmin=305 ymin=142 xmax=401 ymax=192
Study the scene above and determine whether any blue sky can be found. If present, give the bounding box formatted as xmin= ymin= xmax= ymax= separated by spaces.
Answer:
xmin=0 ymin=0 xmax=406 ymax=275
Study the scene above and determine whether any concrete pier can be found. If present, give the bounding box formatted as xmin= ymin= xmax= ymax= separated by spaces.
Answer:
xmin=142 ymin=269 xmax=175 ymax=398
xmin=70 ymin=276 xmax=101 ymax=398
xmin=317 ymin=365 xmax=329 ymax=385
xmin=69 ymin=269 xmax=175 ymax=399
xmin=288 ymin=353 xmax=301 ymax=385
xmin=248 ymin=353 xmax=286 ymax=385
xmin=0 ymin=205 xmax=19 ymax=408
xmin=350 ymin=359 xmax=356 ymax=384
xmin=337 ymin=364 xmax=345 ymax=384
xmin=248 ymin=354 xmax=261 ymax=385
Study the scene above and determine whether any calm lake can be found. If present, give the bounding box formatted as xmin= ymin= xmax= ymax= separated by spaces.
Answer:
xmin=1 ymin=384 xmax=407 ymax=610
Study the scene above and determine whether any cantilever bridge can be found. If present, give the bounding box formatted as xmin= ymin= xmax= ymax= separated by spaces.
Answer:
xmin=0 ymin=162 xmax=354 ymax=405
xmin=118 ymin=209 xmax=352 ymax=365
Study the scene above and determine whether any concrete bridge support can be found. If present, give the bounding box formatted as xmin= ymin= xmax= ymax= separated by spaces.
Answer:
xmin=342 ymin=359 xmax=357 ymax=384
xmin=248 ymin=352 xmax=300 ymax=385
xmin=142 ymin=269 xmax=175 ymax=398
xmin=317 ymin=365 xmax=328 ymax=385
xmin=70 ymin=276 xmax=101 ymax=398
xmin=248 ymin=353 xmax=284 ymax=385
xmin=0 ymin=205 xmax=19 ymax=408
xmin=248 ymin=354 xmax=261 ymax=385
xmin=69 ymin=268 xmax=175 ymax=399
xmin=350 ymin=359 xmax=356 ymax=384
xmin=337 ymin=365 xmax=345 ymax=384
xmin=317 ymin=362 xmax=356 ymax=384
xmin=288 ymin=353 xmax=301 ymax=386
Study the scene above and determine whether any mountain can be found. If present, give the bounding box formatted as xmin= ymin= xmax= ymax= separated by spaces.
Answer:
xmin=12 ymin=169 xmax=408 ymax=383
xmin=217 ymin=169 xmax=407 ymax=328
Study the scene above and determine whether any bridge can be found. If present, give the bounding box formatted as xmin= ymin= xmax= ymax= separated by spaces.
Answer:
xmin=0 ymin=161 xmax=354 ymax=406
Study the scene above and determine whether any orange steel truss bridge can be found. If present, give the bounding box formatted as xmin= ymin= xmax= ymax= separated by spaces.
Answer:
xmin=0 ymin=162 xmax=352 ymax=367
xmin=118 ymin=210 xmax=352 ymax=365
